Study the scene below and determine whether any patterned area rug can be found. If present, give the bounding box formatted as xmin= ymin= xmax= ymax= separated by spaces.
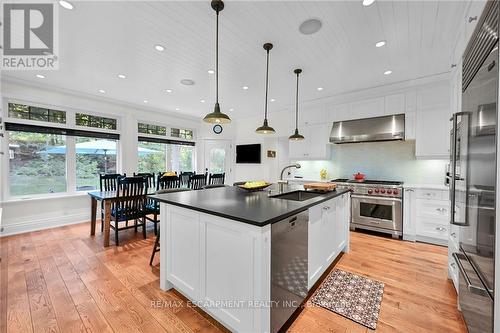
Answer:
xmin=311 ymin=269 xmax=384 ymax=330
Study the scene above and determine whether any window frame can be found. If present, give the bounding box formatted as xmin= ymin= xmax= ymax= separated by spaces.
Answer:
xmin=136 ymin=120 xmax=197 ymax=174
xmin=2 ymin=99 xmax=122 ymax=200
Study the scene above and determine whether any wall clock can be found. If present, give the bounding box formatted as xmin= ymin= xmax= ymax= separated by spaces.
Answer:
xmin=213 ymin=124 xmax=223 ymax=134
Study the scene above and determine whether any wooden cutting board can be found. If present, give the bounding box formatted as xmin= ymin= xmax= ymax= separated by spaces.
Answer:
xmin=303 ymin=182 xmax=337 ymax=191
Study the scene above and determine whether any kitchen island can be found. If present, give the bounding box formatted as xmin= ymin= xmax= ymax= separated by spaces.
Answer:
xmin=149 ymin=185 xmax=350 ymax=333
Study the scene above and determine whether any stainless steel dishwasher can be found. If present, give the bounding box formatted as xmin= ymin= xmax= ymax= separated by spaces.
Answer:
xmin=271 ymin=211 xmax=308 ymax=333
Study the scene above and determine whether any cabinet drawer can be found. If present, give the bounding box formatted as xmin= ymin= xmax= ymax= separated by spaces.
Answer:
xmin=416 ymin=199 xmax=450 ymax=220
xmin=416 ymin=218 xmax=449 ymax=240
xmin=448 ymin=256 xmax=459 ymax=292
xmin=416 ymin=189 xmax=446 ymax=200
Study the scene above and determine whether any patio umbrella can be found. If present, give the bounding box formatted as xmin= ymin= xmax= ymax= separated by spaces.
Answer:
xmin=41 ymin=139 xmax=161 ymax=172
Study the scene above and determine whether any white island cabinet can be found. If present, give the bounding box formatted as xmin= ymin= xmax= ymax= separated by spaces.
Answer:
xmin=158 ymin=192 xmax=350 ymax=333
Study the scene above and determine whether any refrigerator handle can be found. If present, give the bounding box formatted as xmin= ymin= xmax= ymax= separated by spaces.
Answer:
xmin=449 ymin=113 xmax=468 ymax=226
xmin=453 ymin=253 xmax=492 ymax=296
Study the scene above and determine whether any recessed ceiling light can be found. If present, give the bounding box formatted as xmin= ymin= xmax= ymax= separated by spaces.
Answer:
xmin=180 ymin=79 xmax=195 ymax=86
xmin=317 ymin=87 xmax=324 ymax=91
xmin=117 ymin=74 xmax=126 ymax=79
xmin=229 ymin=108 xmax=234 ymax=112
xmin=59 ymin=0 xmax=73 ymax=10
xmin=154 ymin=44 xmax=165 ymax=52
xmin=98 ymin=89 xmax=106 ymax=94
xmin=165 ymin=89 xmax=173 ymax=93
xmin=143 ymin=100 xmax=148 ymax=104
xmin=35 ymin=74 xmax=45 ymax=79
xmin=362 ymin=0 xmax=375 ymax=6
xmin=200 ymin=99 xmax=205 ymax=103
xmin=299 ymin=18 xmax=322 ymax=35
xmin=175 ymin=107 xmax=180 ymax=111
xmin=375 ymin=40 xmax=386 ymax=48
xmin=207 ymin=69 xmax=215 ymax=74
xmin=242 ymin=86 xmax=249 ymax=90
xmin=384 ymin=70 xmax=392 ymax=75
xmin=270 ymin=98 xmax=276 ymax=102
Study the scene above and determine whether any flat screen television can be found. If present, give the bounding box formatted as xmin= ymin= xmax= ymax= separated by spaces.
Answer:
xmin=236 ymin=144 xmax=261 ymax=164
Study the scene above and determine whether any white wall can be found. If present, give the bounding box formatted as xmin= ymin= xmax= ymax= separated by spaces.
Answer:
xmin=229 ymin=73 xmax=452 ymax=184
xmin=0 ymin=78 xmax=200 ymax=236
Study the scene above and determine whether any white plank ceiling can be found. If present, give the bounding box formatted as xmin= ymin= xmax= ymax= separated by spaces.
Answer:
xmin=3 ymin=0 xmax=469 ymax=119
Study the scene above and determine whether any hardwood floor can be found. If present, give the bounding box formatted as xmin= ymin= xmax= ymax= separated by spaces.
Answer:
xmin=0 ymin=223 xmax=466 ymax=333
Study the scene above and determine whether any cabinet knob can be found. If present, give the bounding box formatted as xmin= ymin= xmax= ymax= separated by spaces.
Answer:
xmin=322 ymin=206 xmax=330 ymax=211
xmin=435 ymin=227 xmax=447 ymax=232
xmin=451 ymin=232 xmax=456 ymax=237
xmin=436 ymin=208 xmax=447 ymax=213
xmin=451 ymin=262 xmax=456 ymax=269
xmin=451 ymin=64 xmax=457 ymax=68
xmin=469 ymin=16 xmax=478 ymax=23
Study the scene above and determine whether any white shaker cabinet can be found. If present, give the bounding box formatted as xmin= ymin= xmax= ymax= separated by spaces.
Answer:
xmin=289 ymin=123 xmax=331 ymax=160
xmin=308 ymin=193 xmax=350 ymax=290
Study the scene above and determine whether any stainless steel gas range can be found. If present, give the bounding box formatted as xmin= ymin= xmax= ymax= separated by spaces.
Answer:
xmin=331 ymin=179 xmax=404 ymax=239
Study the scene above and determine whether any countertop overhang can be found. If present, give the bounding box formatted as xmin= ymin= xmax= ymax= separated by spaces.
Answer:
xmin=149 ymin=186 xmax=350 ymax=227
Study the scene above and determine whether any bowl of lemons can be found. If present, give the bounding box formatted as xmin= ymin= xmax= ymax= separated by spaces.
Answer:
xmin=238 ymin=181 xmax=272 ymax=192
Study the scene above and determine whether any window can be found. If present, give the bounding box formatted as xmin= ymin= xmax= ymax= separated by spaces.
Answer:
xmin=76 ymin=113 xmax=117 ymax=130
xmin=8 ymin=130 xmax=67 ymax=196
xmin=137 ymin=137 xmax=195 ymax=174
xmin=138 ymin=141 xmax=166 ymax=173
xmin=138 ymin=122 xmax=167 ymax=136
xmin=171 ymin=127 xmax=193 ymax=140
xmin=76 ymin=137 xmax=117 ymax=191
xmin=8 ymin=103 xmax=66 ymax=124
xmin=5 ymin=122 xmax=120 ymax=197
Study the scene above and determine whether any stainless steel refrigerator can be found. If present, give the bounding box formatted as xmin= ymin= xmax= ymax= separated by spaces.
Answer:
xmin=450 ymin=2 xmax=498 ymax=332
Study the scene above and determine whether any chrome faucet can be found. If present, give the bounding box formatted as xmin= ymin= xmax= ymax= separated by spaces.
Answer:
xmin=278 ymin=163 xmax=301 ymax=192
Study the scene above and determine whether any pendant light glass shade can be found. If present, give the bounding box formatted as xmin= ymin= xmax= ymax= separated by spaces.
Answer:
xmin=256 ymin=43 xmax=275 ymax=134
xmin=289 ymin=68 xmax=304 ymax=140
xmin=203 ymin=0 xmax=231 ymax=124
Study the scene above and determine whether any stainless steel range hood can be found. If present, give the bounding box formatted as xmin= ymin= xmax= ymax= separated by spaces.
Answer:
xmin=329 ymin=114 xmax=405 ymax=144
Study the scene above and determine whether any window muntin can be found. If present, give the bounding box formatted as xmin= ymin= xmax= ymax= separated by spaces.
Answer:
xmin=76 ymin=113 xmax=117 ymax=130
xmin=138 ymin=122 xmax=167 ymax=136
xmin=8 ymin=103 xmax=66 ymax=124
xmin=76 ymin=137 xmax=117 ymax=191
xmin=170 ymin=127 xmax=193 ymax=140
xmin=8 ymin=131 xmax=67 ymax=196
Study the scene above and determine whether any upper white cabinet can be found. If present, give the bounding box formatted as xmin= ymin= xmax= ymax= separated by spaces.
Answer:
xmin=289 ymin=123 xmax=331 ymax=160
xmin=415 ymin=84 xmax=451 ymax=159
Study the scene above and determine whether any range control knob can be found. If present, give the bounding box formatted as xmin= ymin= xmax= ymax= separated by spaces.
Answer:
xmin=393 ymin=189 xmax=399 ymax=195
xmin=374 ymin=189 xmax=380 ymax=193
xmin=387 ymin=189 xmax=393 ymax=194
xmin=380 ymin=189 xmax=386 ymax=194
xmin=368 ymin=189 xmax=373 ymax=194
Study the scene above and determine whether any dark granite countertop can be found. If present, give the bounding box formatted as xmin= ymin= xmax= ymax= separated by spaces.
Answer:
xmin=149 ymin=185 xmax=350 ymax=227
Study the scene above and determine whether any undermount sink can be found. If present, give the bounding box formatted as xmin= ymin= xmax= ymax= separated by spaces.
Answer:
xmin=271 ymin=190 xmax=324 ymax=202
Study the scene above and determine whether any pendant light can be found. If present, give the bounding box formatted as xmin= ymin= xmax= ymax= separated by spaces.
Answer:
xmin=203 ymin=0 xmax=231 ymax=124
xmin=289 ymin=68 xmax=305 ymax=140
xmin=256 ymin=43 xmax=276 ymax=134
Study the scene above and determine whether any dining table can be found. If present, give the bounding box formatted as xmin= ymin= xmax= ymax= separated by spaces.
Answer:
xmin=88 ymin=189 xmax=156 ymax=247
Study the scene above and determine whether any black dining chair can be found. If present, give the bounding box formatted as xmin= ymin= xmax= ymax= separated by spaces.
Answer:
xmin=149 ymin=188 xmax=191 ymax=266
xmin=99 ymin=173 xmax=125 ymax=231
xmin=110 ymin=176 xmax=148 ymax=246
xmin=134 ymin=172 xmax=156 ymax=190
xmin=157 ymin=174 xmax=181 ymax=190
xmin=143 ymin=174 xmax=182 ymax=235
xmin=203 ymin=184 xmax=227 ymax=189
xmin=208 ymin=172 xmax=225 ymax=185
xmin=179 ymin=171 xmax=195 ymax=187
xmin=188 ymin=173 xmax=207 ymax=190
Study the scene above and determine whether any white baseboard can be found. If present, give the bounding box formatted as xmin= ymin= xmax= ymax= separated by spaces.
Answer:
xmin=0 ymin=211 xmax=92 ymax=237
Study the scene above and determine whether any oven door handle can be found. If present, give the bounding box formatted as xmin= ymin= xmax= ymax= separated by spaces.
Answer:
xmin=452 ymin=252 xmax=491 ymax=297
xmin=351 ymin=194 xmax=402 ymax=203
